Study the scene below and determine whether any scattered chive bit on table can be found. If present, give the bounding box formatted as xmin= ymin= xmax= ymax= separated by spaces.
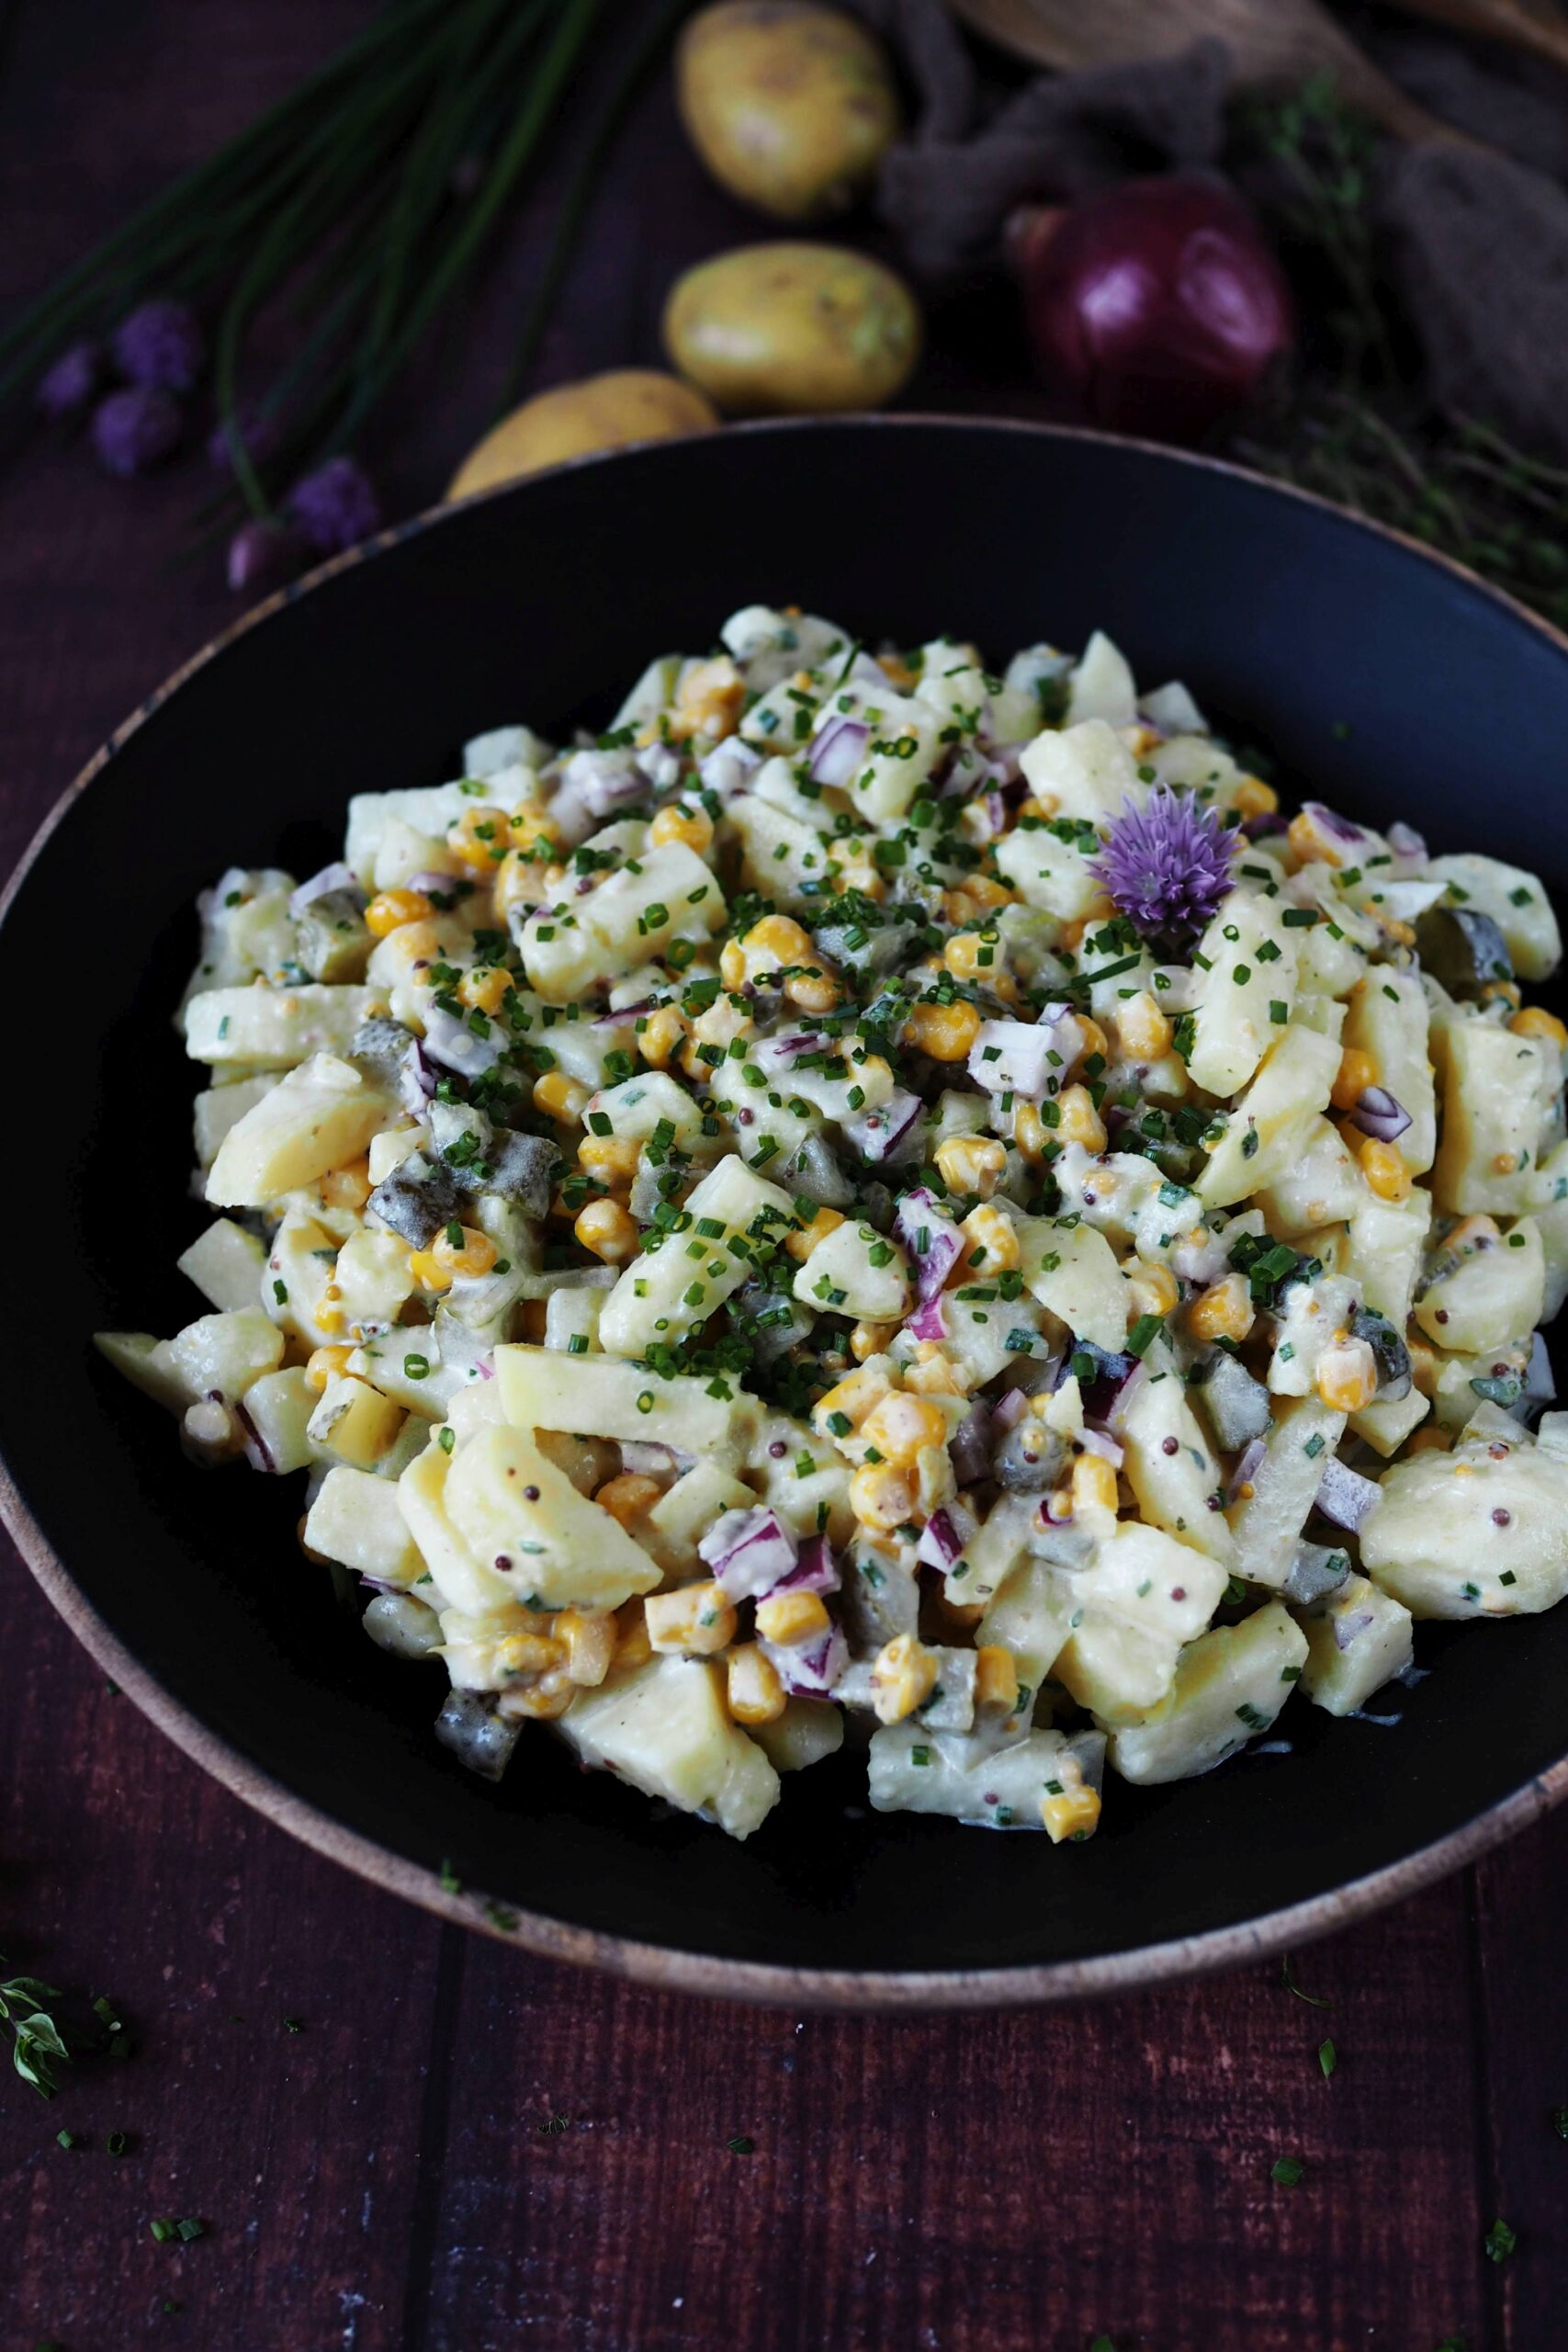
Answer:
xmin=1483 ymin=2217 xmax=1517 ymax=2263
xmin=1270 ymin=2155 xmax=1306 ymax=2187
xmin=95 ymin=602 xmax=1568 ymax=1842
xmin=1316 ymin=2037 xmax=1337 ymax=2079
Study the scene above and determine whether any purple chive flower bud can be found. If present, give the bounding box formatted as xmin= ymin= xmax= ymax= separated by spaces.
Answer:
xmin=207 ymin=401 xmax=280 ymax=474
xmin=112 ymin=298 xmax=206 ymax=392
xmin=1089 ymin=783 xmax=1234 ymax=944
xmin=37 ymin=340 xmax=103 ymax=421
xmin=227 ymin=518 xmax=307 ymax=595
xmin=90 ymin=385 xmax=185 ymax=478
xmin=287 ymin=456 xmax=380 ymax=554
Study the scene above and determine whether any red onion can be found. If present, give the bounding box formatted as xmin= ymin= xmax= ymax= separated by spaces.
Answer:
xmin=1315 ymin=1457 xmax=1382 ymax=1533
xmin=769 ymin=1534 xmax=841 ymax=1598
xmin=992 ymin=1386 xmax=1030 ymax=1433
xmin=843 ymin=1087 xmax=923 ymax=1164
xmin=896 ymin=1187 xmax=964 ymax=1304
xmin=698 ymin=1505 xmax=798 ymax=1599
xmin=408 ymin=868 xmax=465 ymax=895
xmin=288 ymin=861 xmax=363 ymax=918
xmin=917 ymin=1503 xmax=976 ymax=1574
xmin=905 ymin=1293 xmax=950 ymax=1344
xmin=396 ymin=1036 xmax=437 ymax=1116
xmin=1349 ymin=1087 xmax=1412 ymax=1144
xmin=1387 ymin=821 xmax=1427 ymax=863
xmin=762 ymin=1624 xmax=847 ymax=1696
xmin=966 ymin=1012 xmax=1075 ymax=1100
xmin=1008 ymin=175 xmax=1295 ymax=444
xmin=1078 ymin=1427 xmax=1125 ymax=1468
xmin=1228 ymin=1435 xmax=1267 ymax=1503
xmin=1302 ymin=800 xmax=1363 ymax=846
xmin=809 ymin=715 xmax=869 ymax=788
xmin=698 ymin=737 xmax=761 ymax=798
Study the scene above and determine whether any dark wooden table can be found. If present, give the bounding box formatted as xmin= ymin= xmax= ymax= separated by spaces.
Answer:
xmin=2 ymin=7 xmax=1565 ymax=2347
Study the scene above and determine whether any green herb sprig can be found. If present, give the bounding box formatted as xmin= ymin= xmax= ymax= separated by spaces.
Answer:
xmin=0 ymin=1960 xmax=71 ymax=2098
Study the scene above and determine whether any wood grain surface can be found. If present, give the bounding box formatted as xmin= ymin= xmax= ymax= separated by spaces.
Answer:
xmin=1 ymin=6 xmax=1564 ymax=2346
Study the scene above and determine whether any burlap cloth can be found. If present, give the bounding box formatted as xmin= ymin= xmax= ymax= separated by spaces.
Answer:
xmin=845 ymin=0 xmax=1568 ymax=456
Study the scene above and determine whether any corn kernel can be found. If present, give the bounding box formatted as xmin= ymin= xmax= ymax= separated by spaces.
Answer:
xmin=574 ymin=1197 xmax=639 ymax=1264
xmin=1042 ymin=1760 xmax=1101 ymax=1844
xmin=727 ymin=1642 xmax=786 ymax=1724
xmin=1125 ymin=1261 xmax=1179 ymax=1320
xmin=959 ymin=1201 xmax=1021 ymax=1275
xmin=902 ymin=1353 xmax=966 ymax=1399
xmin=754 ymin=1590 xmax=831 ymax=1646
xmin=580 ymin=1135 xmax=640 ymax=1187
xmin=380 ymin=918 xmax=443 ymax=967
xmin=433 ymin=1223 xmax=498 ymax=1280
xmin=1013 ymin=1102 xmax=1049 ymax=1163
xmin=875 ymin=650 xmax=917 ymax=691
xmin=934 ymin=1134 xmax=1007 ymax=1198
xmin=1071 ymin=1453 xmax=1119 ymax=1520
xmin=672 ymin=654 xmax=744 ymax=741
xmin=1332 ymin=1046 xmax=1379 ymax=1113
xmin=906 ymin=999 xmax=983 ymax=1061
xmin=645 ymin=1580 xmax=736 ymax=1657
xmin=305 ymin=1344 xmax=354 ymax=1391
xmin=365 ymin=887 xmax=434 ymax=939
xmin=1406 ymin=1425 xmax=1451 ymax=1455
xmin=637 ymin=1004 xmax=689 ymax=1069
xmin=320 ymin=1156 xmax=371 ymax=1212
xmin=649 ymin=802 xmax=714 ymax=854
xmin=718 ymin=938 xmax=748 ymax=990
xmin=534 ymin=1070 xmax=590 ymax=1124
xmin=1055 ymin=1083 xmax=1107 ymax=1150
xmin=784 ymin=1204 xmax=845 ymax=1262
xmin=850 ymin=1460 xmax=919 ymax=1532
xmin=458 ymin=964 xmax=513 ymax=1016
xmin=408 ymin=1246 xmax=454 ymax=1295
xmin=1288 ymin=807 xmax=1344 ymax=866
xmin=784 ymin=961 xmax=842 ymax=1014
xmin=869 ymin=1632 xmax=939 ymax=1724
xmin=1315 ymin=1340 xmax=1379 ymax=1413
xmin=746 ymin=912 xmax=812 ymax=967
xmin=859 ymin=1392 xmax=949 ymax=1470
xmin=446 ymin=804 xmax=510 ymax=869
xmin=1357 ymin=1136 xmax=1412 ymax=1202
xmin=1481 ymin=979 xmax=1523 ymax=1010
xmin=1188 ymin=1272 xmax=1255 ymax=1344
xmin=944 ymin=933 xmax=1013 ymax=992
xmin=976 ymin=1644 xmax=1020 ymax=1711
xmin=1115 ymin=991 xmax=1173 ymax=1063
xmin=615 ymin=1597 xmax=653 ymax=1671
xmin=815 ymin=1363 xmax=893 ymax=1433
xmin=832 ymin=862 xmax=885 ymax=903
xmin=494 ymin=850 xmax=545 ymax=922
xmin=555 ymin=1607 xmax=617 ymax=1687
xmin=495 ymin=1631 xmax=568 ymax=1678
xmin=850 ymin=1319 xmax=897 ymax=1363
xmin=1510 ymin=1005 xmax=1568 ymax=1051
xmin=1233 ymin=775 xmax=1278 ymax=820
xmin=594 ymin=1472 xmax=663 ymax=1528
xmin=500 ymin=1681 xmax=575 ymax=1721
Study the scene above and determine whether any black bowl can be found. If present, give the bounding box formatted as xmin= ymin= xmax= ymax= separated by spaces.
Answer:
xmin=6 ymin=418 xmax=1568 ymax=2007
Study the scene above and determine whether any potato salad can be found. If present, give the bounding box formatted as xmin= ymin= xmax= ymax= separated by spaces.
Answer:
xmin=97 ymin=605 xmax=1568 ymax=1844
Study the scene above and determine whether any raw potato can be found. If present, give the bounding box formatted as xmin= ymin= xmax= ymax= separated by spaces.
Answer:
xmin=676 ymin=1 xmax=899 ymax=222
xmin=663 ymin=243 xmax=920 ymax=415
xmin=446 ymin=371 xmax=718 ymax=500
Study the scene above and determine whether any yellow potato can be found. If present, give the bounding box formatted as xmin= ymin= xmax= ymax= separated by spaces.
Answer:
xmin=677 ymin=0 xmax=900 ymax=223
xmin=446 ymin=370 xmax=718 ymax=499
xmin=663 ymin=243 xmax=920 ymax=415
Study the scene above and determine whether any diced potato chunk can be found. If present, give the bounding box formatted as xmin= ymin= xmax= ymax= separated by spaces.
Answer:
xmin=441 ymin=1422 xmax=660 ymax=1610
xmin=206 ymin=1052 xmax=396 ymax=1207
xmin=1359 ymin=1421 xmax=1568 ymax=1617
xmin=1108 ymin=1603 xmax=1308 ymax=1784
xmin=1424 ymin=853 xmax=1562 ymax=981
xmin=561 ymin=1655 xmax=780 ymax=1838
xmin=177 ymin=1219 xmax=265 ymax=1313
xmin=184 ymin=984 xmax=386 ymax=1069
xmin=1020 ymin=1218 xmax=1129 ymax=1351
xmin=1431 ymin=1018 xmax=1556 ymax=1216
xmin=495 ymin=1344 xmax=759 ymax=1457
xmin=1298 ymin=1573 xmax=1413 ymax=1717
xmin=305 ymin=1464 xmax=424 ymax=1584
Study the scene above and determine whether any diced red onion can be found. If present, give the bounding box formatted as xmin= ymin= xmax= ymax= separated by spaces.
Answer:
xmin=1078 ymin=1427 xmax=1124 ymax=1467
xmin=917 ymin=1502 xmax=977 ymax=1572
xmin=769 ymin=1533 xmax=841 ymax=1598
xmin=698 ymin=1506 xmax=798 ymax=1600
xmin=698 ymin=736 xmax=761 ymax=798
xmin=1334 ymin=1608 xmax=1377 ymax=1654
xmin=895 ymin=1187 xmax=964 ymax=1304
xmin=288 ymin=861 xmax=363 ymax=918
xmin=1303 ymin=800 xmax=1364 ymax=846
xmin=422 ymin=1003 xmax=503 ymax=1080
xmin=808 ymin=715 xmax=870 ymax=789
xmin=234 ymin=1399 xmax=276 ymax=1475
xmin=966 ymin=1014 xmax=1077 ymax=1100
xmin=595 ymin=1001 xmax=650 ymax=1027
xmin=904 ymin=1293 xmax=950 ymax=1343
xmin=397 ymin=1037 xmax=438 ymax=1116
xmin=950 ymin=1398 xmax=993 ymax=1487
xmin=842 ymin=1087 xmax=922 ymax=1164
xmin=752 ymin=1030 xmax=829 ymax=1070
xmin=636 ymin=741 xmax=681 ymax=793
xmin=1055 ymin=1338 xmax=1136 ymax=1424
xmin=1228 ymin=1435 xmax=1267 ymax=1502
xmin=1348 ymin=1087 xmax=1412 ymax=1144
xmin=1241 ymin=811 xmax=1289 ymax=842
xmin=408 ymin=868 xmax=465 ymax=895
xmin=1315 ymin=1456 xmax=1382 ymax=1532
xmin=992 ymin=1386 xmax=1030 ymax=1433
xmin=763 ymin=1623 xmax=847 ymax=1696
xmin=1387 ymin=821 xmax=1427 ymax=863
xmin=620 ymin=1440 xmax=678 ymax=1478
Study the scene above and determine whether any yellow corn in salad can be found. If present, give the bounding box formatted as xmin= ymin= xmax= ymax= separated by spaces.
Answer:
xmin=97 ymin=605 xmax=1568 ymax=1842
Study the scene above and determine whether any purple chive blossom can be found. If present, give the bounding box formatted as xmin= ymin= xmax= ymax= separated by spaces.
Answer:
xmin=226 ymin=518 xmax=307 ymax=595
xmin=287 ymin=456 xmax=380 ymax=554
xmin=37 ymin=340 xmax=102 ymax=420
xmin=1089 ymin=783 xmax=1233 ymax=944
xmin=112 ymin=298 xmax=205 ymax=392
xmin=207 ymin=401 xmax=280 ymax=474
xmin=90 ymin=385 xmax=185 ymax=477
